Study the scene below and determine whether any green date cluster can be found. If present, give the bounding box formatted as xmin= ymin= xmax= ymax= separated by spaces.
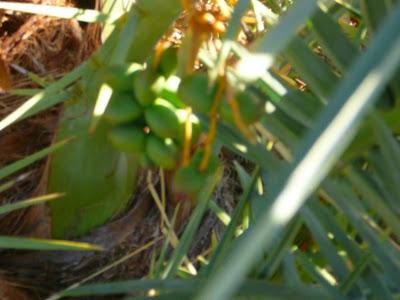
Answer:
xmin=101 ymin=47 xmax=266 ymax=196
xmin=102 ymin=48 xmax=201 ymax=171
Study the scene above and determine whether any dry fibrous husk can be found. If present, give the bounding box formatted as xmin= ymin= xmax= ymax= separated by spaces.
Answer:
xmin=0 ymin=1 xmax=101 ymax=297
xmin=0 ymin=0 xmax=99 ymax=204
xmin=0 ymin=276 xmax=32 ymax=300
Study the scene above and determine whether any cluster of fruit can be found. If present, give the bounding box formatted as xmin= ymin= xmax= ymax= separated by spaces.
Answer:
xmin=101 ymin=49 xmax=221 ymax=196
xmin=102 ymin=49 xmax=199 ymax=170
xmin=101 ymin=47 xmax=266 ymax=196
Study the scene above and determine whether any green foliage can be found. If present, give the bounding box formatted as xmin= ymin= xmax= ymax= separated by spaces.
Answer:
xmin=0 ymin=236 xmax=102 ymax=251
xmin=219 ymin=88 xmax=266 ymax=124
xmin=0 ymin=0 xmax=399 ymax=299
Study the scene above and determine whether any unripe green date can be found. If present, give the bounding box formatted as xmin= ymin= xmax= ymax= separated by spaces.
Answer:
xmin=133 ymin=68 xmax=166 ymax=106
xmin=103 ymin=92 xmax=143 ymax=124
xmin=159 ymin=46 xmax=178 ymax=77
xmin=145 ymin=98 xmax=180 ymax=139
xmin=177 ymin=73 xmax=214 ymax=113
xmin=108 ymin=125 xmax=145 ymax=153
xmin=103 ymin=64 xmax=141 ymax=92
xmin=172 ymin=150 xmax=219 ymax=195
xmin=146 ymin=135 xmax=179 ymax=170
